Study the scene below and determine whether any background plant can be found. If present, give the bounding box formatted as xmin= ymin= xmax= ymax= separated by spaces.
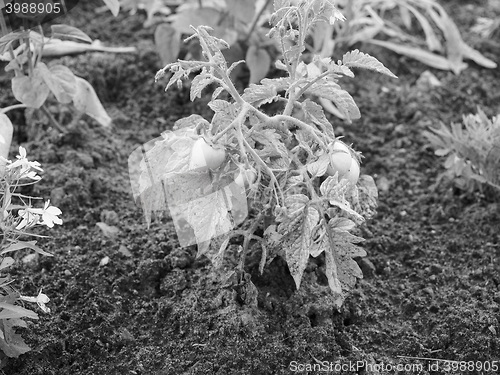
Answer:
xmin=424 ymin=108 xmax=500 ymax=193
xmin=0 ymin=0 xmax=123 ymax=139
xmin=0 ymin=146 xmax=61 ymax=361
xmin=321 ymin=0 xmax=498 ymax=74
xmin=132 ymin=0 xmax=396 ymax=308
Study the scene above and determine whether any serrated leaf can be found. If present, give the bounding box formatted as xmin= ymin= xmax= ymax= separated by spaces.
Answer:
xmin=277 ymin=194 xmax=320 ymax=289
xmin=342 ymin=49 xmax=397 ymax=78
xmin=252 ymin=129 xmax=288 ymax=160
xmin=51 ymin=25 xmax=92 ymax=43
xmin=209 ymin=100 xmax=240 ymax=134
xmin=11 ymin=68 xmax=50 ymax=109
xmin=173 ymin=114 xmax=209 ymax=131
xmin=301 ymin=99 xmax=335 ymax=138
xmin=241 ymin=78 xmax=290 ymax=106
xmin=305 ymin=81 xmax=360 ymax=122
xmin=320 ymin=175 xmax=364 ymax=222
xmin=190 ymin=71 xmax=215 ymax=101
xmin=349 ymin=175 xmax=378 ymax=220
xmin=306 ymin=153 xmax=330 ymax=177
xmin=72 ymin=77 xmax=111 ymax=127
xmin=246 ymin=46 xmax=271 ymax=84
xmin=155 ymin=24 xmax=181 ymax=66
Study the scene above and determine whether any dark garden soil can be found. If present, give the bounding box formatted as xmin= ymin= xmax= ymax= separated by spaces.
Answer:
xmin=1 ymin=0 xmax=499 ymax=374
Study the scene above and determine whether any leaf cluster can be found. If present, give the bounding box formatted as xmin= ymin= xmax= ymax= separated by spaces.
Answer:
xmin=424 ymin=108 xmax=500 ymax=193
xmin=0 ymin=149 xmax=57 ymax=359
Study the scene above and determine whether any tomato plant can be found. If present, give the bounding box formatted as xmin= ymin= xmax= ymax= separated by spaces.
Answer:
xmin=133 ymin=0 xmax=396 ymax=308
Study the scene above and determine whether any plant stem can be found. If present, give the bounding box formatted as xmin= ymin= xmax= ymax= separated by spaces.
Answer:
xmin=244 ymin=0 xmax=273 ymax=43
xmin=1 ymin=104 xmax=28 ymax=114
xmin=41 ymin=105 xmax=65 ymax=133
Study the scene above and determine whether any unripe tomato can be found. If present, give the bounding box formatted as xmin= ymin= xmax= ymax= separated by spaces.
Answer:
xmin=190 ymin=138 xmax=226 ymax=171
xmin=234 ymin=168 xmax=257 ymax=188
xmin=326 ymin=141 xmax=353 ymax=177
xmin=343 ymin=158 xmax=360 ymax=187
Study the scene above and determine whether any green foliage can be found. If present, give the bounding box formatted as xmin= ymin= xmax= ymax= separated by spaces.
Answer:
xmin=424 ymin=109 xmax=500 ymax=193
xmin=326 ymin=0 xmax=497 ymax=74
xmin=0 ymin=147 xmax=61 ymax=359
xmin=133 ymin=0 xmax=395 ymax=307
xmin=0 ymin=22 xmax=111 ymax=129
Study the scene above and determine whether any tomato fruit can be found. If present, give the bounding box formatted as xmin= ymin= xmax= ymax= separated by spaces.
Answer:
xmin=326 ymin=141 xmax=353 ymax=177
xmin=343 ymin=158 xmax=360 ymax=187
xmin=234 ymin=168 xmax=257 ymax=188
xmin=190 ymin=138 xmax=226 ymax=171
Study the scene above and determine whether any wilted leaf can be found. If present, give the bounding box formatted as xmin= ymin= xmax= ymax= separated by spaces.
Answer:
xmin=72 ymin=77 xmax=111 ymax=127
xmin=342 ymin=49 xmax=397 ymax=78
xmin=305 ymin=81 xmax=360 ymax=122
xmin=277 ymin=194 xmax=320 ymax=289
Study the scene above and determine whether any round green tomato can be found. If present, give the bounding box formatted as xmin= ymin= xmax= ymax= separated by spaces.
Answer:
xmin=326 ymin=141 xmax=353 ymax=177
xmin=343 ymin=158 xmax=360 ymax=187
xmin=235 ymin=168 xmax=257 ymax=188
xmin=191 ymin=138 xmax=226 ymax=171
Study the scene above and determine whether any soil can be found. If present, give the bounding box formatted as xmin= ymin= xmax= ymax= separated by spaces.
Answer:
xmin=1 ymin=1 xmax=499 ymax=374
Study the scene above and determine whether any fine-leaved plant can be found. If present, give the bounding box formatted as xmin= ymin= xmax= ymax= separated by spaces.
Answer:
xmin=424 ymin=108 xmax=500 ymax=193
xmin=0 ymin=146 xmax=62 ymax=360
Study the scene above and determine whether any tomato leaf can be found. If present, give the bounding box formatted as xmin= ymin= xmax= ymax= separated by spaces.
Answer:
xmin=241 ymin=78 xmax=290 ymax=106
xmin=276 ymin=194 xmax=320 ymax=288
xmin=190 ymin=70 xmax=215 ymax=101
xmin=342 ymin=49 xmax=397 ymax=78
xmin=304 ymin=81 xmax=360 ymax=122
